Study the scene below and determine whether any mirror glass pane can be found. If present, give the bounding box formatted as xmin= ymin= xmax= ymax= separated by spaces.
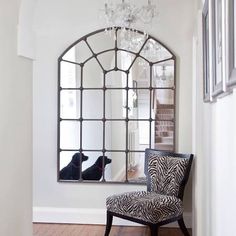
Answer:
xmin=104 ymin=152 xmax=126 ymax=182
xmin=97 ymin=51 xmax=115 ymax=70
xmin=60 ymin=90 xmax=80 ymax=119
xmin=60 ymin=151 xmax=78 ymax=171
xmin=59 ymin=151 xmax=81 ymax=181
xmin=117 ymin=51 xmax=135 ymax=71
xmin=106 ymin=71 xmax=126 ymax=88
xmin=155 ymin=104 xmax=174 ymax=121
xmin=63 ymin=40 xmax=92 ymax=64
xmin=83 ymin=90 xmax=103 ymax=119
xmin=87 ymin=30 xmax=115 ymax=53
xmin=154 ymin=89 xmax=174 ymax=105
xmin=81 ymin=151 xmax=106 ymax=182
xmin=151 ymin=89 xmax=174 ymax=151
xmin=127 ymin=152 xmax=146 ymax=183
xmin=60 ymin=121 xmax=80 ymax=149
xmin=105 ymin=121 xmax=126 ymax=150
xmin=105 ymin=89 xmax=125 ymax=119
xmin=152 ymin=120 xmax=174 ymax=151
xmin=117 ymin=29 xmax=146 ymax=53
xmin=128 ymin=121 xmax=150 ymax=151
xmin=60 ymin=61 xmax=81 ymax=88
xmin=129 ymin=57 xmax=150 ymax=88
xmin=140 ymin=39 xmax=172 ymax=63
xmin=128 ymin=89 xmax=150 ymax=119
xmin=82 ymin=121 xmax=103 ymax=150
xmin=83 ymin=58 xmax=103 ymax=88
xmin=153 ymin=60 xmax=175 ymax=88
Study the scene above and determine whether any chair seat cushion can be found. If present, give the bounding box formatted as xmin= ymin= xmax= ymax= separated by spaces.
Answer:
xmin=106 ymin=191 xmax=183 ymax=224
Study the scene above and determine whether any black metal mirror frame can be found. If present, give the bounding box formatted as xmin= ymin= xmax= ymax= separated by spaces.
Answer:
xmin=57 ymin=27 xmax=176 ymax=184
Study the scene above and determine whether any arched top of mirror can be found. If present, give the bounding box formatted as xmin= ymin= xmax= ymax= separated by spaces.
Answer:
xmin=59 ymin=27 xmax=176 ymax=68
xmin=58 ymin=27 xmax=176 ymax=184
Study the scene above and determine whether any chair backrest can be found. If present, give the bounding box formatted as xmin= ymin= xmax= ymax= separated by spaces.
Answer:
xmin=145 ymin=149 xmax=193 ymax=200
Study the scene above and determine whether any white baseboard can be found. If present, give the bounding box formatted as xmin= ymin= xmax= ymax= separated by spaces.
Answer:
xmin=33 ymin=207 xmax=192 ymax=228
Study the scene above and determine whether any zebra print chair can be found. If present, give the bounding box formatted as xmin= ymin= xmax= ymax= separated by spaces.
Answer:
xmin=104 ymin=149 xmax=193 ymax=236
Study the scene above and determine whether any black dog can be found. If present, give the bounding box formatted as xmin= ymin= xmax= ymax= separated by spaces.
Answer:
xmin=82 ymin=156 xmax=112 ymax=181
xmin=60 ymin=153 xmax=88 ymax=180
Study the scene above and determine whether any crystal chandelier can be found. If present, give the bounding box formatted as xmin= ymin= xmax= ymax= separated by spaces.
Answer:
xmin=101 ymin=0 xmax=158 ymax=33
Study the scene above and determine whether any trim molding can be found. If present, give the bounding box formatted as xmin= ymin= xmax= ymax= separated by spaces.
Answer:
xmin=33 ymin=207 xmax=192 ymax=228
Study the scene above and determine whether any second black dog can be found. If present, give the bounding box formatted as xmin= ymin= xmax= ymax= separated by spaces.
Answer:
xmin=60 ymin=153 xmax=88 ymax=180
xmin=82 ymin=156 xmax=112 ymax=181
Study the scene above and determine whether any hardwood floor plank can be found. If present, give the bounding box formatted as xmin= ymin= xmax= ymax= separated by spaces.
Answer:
xmin=33 ymin=223 xmax=192 ymax=236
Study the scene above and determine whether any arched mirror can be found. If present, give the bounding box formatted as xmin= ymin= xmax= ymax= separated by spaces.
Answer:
xmin=58 ymin=28 xmax=176 ymax=184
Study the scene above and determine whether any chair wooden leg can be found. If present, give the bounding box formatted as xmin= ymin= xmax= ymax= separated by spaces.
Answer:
xmin=178 ymin=217 xmax=190 ymax=236
xmin=149 ymin=224 xmax=159 ymax=236
xmin=104 ymin=211 xmax=113 ymax=236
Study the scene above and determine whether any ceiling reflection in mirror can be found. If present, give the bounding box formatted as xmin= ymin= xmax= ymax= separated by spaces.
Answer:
xmin=58 ymin=28 xmax=176 ymax=184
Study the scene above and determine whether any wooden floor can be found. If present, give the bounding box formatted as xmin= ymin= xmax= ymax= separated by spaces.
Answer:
xmin=33 ymin=224 xmax=192 ymax=236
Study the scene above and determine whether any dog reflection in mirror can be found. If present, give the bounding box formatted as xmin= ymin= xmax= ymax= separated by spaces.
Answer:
xmin=59 ymin=153 xmax=88 ymax=180
xmin=82 ymin=156 xmax=112 ymax=181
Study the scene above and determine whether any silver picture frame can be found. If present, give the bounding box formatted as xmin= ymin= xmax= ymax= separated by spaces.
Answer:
xmin=203 ymin=0 xmax=211 ymax=102
xmin=212 ymin=0 xmax=225 ymax=97
xmin=226 ymin=0 xmax=236 ymax=89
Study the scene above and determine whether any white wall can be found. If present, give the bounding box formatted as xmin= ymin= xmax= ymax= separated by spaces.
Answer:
xmin=32 ymin=0 xmax=195 ymax=225
xmin=194 ymin=78 xmax=236 ymax=236
xmin=193 ymin=3 xmax=236 ymax=236
xmin=0 ymin=1 xmax=33 ymax=235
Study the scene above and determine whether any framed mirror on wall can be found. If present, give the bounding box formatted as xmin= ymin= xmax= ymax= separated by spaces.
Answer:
xmin=212 ymin=0 xmax=224 ymax=97
xmin=226 ymin=0 xmax=236 ymax=88
xmin=203 ymin=0 xmax=236 ymax=102
xmin=58 ymin=28 xmax=176 ymax=184
xmin=203 ymin=0 xmax=211 ymax=102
